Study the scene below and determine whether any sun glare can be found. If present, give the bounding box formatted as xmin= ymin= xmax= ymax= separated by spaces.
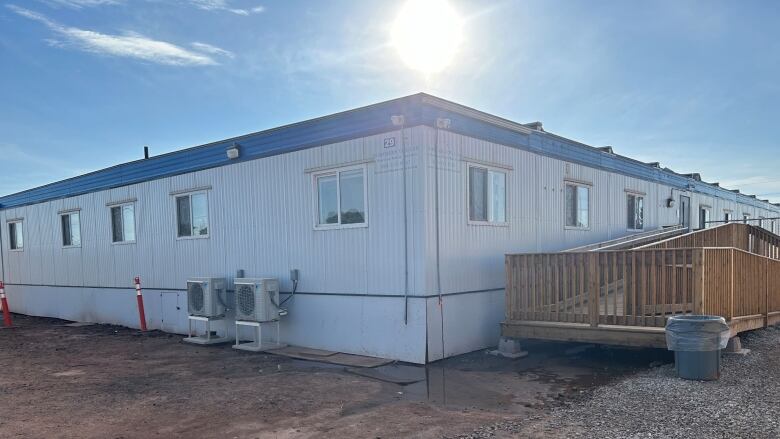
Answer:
xmin=391 ymin=0 xmax=464 ymax=75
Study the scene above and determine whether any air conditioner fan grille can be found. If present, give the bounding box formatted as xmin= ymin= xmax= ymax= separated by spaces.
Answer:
xmin=237 ymin=284 xmax=255 ymax=317
xmin=188 ymin=282 xmax=205 ymax=312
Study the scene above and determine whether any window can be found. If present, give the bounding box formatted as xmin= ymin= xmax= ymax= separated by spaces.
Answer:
xmin=61 ymin=212 xmax=81 ymax=247
xmin=724 ymin=211 xmax=732 ymax=223
xmin=468 ymin=165 xmax=506 ymax=223
xmin=176 ymin=193 xmax=209 ymax=237
xmin=8 ymin=221 xmax=23 ymax=250
xmin=743 ymin=214 xmax=750 ymax=224
xmin=759 ymin=216 xmax=766 ymax=229
xmin=627 ymin=194 xmax=644 ymax=230
xmin=315 ymin=167 xmax=367 ymax=227
xmin=565 ymin=183 xmax=590 ymax=228
xmin=699 ymin=206 xmax=711 ymax=229
xmin=111 ymin=203 xmax=136 ymax=243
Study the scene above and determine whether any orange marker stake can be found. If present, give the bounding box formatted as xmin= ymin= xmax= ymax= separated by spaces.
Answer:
xmin=134 ymin=276 xmax=148 ymax=331
xmin=0 ymin=281 xmax=13 ymax=327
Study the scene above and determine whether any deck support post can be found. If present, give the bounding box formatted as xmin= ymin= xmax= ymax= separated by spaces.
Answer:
xmin=765 ymin=258 xmax=770 ymax=328
xmin=692 ymin=249 xmax=704 ymax=314
xmin=588 ymin=254 xmax=599 ymax=327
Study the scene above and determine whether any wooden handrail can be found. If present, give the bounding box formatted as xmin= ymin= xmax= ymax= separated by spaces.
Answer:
xmin=561 ymin=225 xmax=685 ymax=252
xmin=638 ymin=223 xmax=780 ymax=260
xmin=505 ymin=248 xmax=703 ymax=328
xmin=505 ymin=245 xmax=780 ymax=331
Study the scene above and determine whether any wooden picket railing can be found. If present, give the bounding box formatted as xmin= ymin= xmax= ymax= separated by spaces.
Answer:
xmin=505 ymin=247 xmax=780 ymax=335
xmin=505 ymin=249 xmax=700 ymax=329
xmin=641 ymin=223 xmax=780 ymax=260
xmin=701 ymin=248 xmax=780 ymax=331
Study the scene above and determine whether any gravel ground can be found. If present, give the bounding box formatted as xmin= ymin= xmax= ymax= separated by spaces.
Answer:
xmin=453 ymin=326 xmax=780 ymax=439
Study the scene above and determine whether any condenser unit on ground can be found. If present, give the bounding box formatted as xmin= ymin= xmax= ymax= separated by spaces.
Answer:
xmin=233 ymin=277 xmax=286 ymax=352
xmin=183 ymin=277 xmax=231 ymax=346
xmin=187 ymin=277 xmax=227 ymax=317
xmin=234 ymin=277 xmax=280 ymax=322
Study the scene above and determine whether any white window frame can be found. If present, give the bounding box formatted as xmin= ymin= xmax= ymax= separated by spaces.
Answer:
xmin=7 ymin=219 xmax=24 ymax=252
xmin=699 ymin=205 xmax=712 ymax=229
xmin=724 ymin=210 xmax=733 ymax=224
xmin=742 ymin=213 xmax=751 ymax=224
xmin=109 ymin=202 xmax=136 ymax=245
xmin=312 ymin=164 xmax=369 ymax=230
xmin=626 ymin=191 xmax=645 ymax=232
xmin=175 ymin=191 xmax=210 ymax=240
xmin=60 ymin=211 xmax=82 ymax=249
xmin=564 ymin=181 xmax=591 ymax=231
xmin=466 ymin=163 xmax=508 ymax=226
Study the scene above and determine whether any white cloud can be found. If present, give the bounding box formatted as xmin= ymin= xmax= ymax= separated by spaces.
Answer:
xmin=191 ymin=41 xmax=234 ymax=58
xmin=189 ymin=0 xmax=264 ymax=16
xmin=8 ymin=5 xmax=232 ymax=66
xmin=43 ymin=0 xmax=122 ymax=8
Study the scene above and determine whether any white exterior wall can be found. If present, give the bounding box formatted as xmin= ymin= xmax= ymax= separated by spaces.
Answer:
xmin=0 ymin=127 xmax=432 ymax=363
xmin=421 ymin=127 xmax=779 ymax=360
xmin=1 ymin=122 xmax=777 ymax=364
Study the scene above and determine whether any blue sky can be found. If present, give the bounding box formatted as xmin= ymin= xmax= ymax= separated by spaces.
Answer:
xmin=1 ymin=0 xmax=779 ymax=202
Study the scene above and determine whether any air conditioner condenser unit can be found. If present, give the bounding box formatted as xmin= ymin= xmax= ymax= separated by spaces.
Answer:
xmin=187 ymin=277 xmax=227 ymax=318
xmin=234 ymin=278 xmax=281 ymax=322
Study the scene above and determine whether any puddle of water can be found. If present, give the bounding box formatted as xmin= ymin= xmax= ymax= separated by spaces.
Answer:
xmin=382 ymin=341 xmax=672 ymax=412
xmin=273 ymin=340 xmax=674 ymax=414
xmin=399 ymin=367 xmax=542 ymax=412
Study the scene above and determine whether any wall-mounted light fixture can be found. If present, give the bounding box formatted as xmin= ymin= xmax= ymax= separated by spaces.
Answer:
xmin=391 ymin=115 xmax=405 ymax=126
xmin=436 ymin=118 xmax=452 ymax=129
xmin=226 ymin=143 xmax=240 ymax=160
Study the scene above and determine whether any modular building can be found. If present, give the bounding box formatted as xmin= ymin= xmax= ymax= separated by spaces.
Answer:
xmin=1 ymin=93 xmax=778 ymax=363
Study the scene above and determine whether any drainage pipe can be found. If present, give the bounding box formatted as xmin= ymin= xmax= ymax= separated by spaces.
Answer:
xmin=392 ymin=116 xmax=410 ymax=325
xmin=402 ymin=123 xmax=410 ymax=325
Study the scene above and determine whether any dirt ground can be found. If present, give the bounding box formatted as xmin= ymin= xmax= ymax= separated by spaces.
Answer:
xmin=0 ymin=314 xmax=671 ymax=439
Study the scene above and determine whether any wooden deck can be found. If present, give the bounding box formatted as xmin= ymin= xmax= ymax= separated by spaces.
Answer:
xmin=503 ymin=224 xmax=780 ymax=347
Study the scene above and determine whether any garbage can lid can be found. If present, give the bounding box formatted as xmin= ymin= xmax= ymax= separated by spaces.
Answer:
xmin=665 ymin=314 xmax=731 ymax=351
xmin=667 ymin=315 xmax=726 ymax=324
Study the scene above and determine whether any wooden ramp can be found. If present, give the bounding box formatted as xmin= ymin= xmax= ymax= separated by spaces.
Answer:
xmin=503 ymin=223 xmax=780 ymax=347
xmin=563 ymin=225 xmax=686 ymax=253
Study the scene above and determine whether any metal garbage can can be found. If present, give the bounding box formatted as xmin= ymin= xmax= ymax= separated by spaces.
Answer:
xmin=665 ymin=315 xmax=730 ymax=381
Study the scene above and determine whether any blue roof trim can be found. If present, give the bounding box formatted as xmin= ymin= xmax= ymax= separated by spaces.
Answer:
xmin=1 ymin=93 xmax=777 ymax=213
xmin=0 ymin=94 xmax=426 ymax=209
xmin=417 ymin=98 xmax=777 ymax=212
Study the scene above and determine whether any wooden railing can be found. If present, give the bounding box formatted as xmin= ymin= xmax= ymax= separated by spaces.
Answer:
xmin=505 ymin=249 xmax=700 ymax=328
xmin=505 ymin=247 xmax=780 ymax=331
xmin=562 ymin=225 xmax=685 ymax=252
xmin=701 ymin=248 xmax=780 ymax=331
xmin=641 ymin=223 xmax=780 ymax=260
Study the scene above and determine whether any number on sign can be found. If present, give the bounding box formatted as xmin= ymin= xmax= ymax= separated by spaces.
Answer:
xmin=383 ymin=137 xmax=396 ymax=148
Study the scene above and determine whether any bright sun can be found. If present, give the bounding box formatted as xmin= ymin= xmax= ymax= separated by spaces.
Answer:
xmin=391 ymin=0 xmax=464 ymax=75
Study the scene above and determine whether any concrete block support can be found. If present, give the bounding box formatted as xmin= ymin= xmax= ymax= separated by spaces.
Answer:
xmin=724 ymin=336 xmax=750 ymax=355
xmin=489 ymin=336 xmax=529 ymax=359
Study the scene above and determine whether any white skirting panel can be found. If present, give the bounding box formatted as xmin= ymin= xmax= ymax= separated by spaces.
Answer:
xmin=3 ymin=285 xmax=430 ymax=364
xmin=426 ymin=290 xmax=505 ymax=362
